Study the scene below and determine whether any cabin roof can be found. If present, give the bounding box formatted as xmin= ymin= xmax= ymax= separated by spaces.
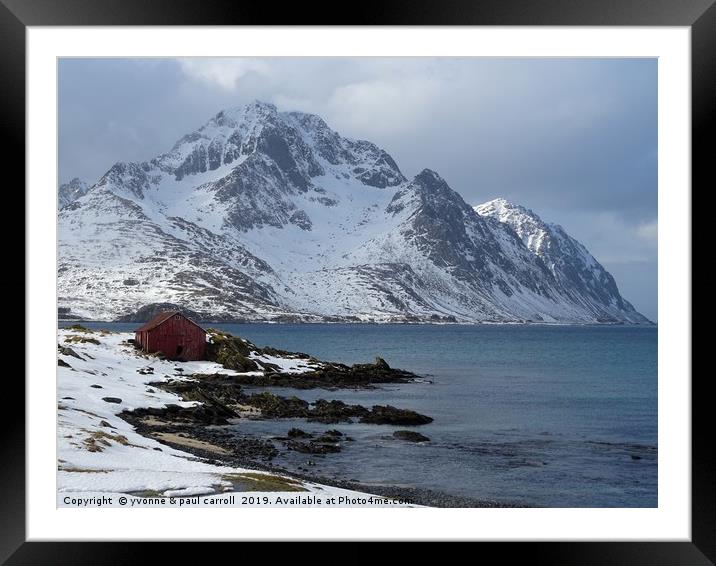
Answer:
xmin=134 ymin=311 xmax=206 ymax=333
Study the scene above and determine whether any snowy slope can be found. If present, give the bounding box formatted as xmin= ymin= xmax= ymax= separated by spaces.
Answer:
xmin=475 ymin=199 xmax=650 ymax=323
xmin=58 ymin=101 xmax=649 ymax=323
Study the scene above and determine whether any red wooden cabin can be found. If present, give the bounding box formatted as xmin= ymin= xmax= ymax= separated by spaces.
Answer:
xmin=134 ymin=311 xmax=206 ymax=361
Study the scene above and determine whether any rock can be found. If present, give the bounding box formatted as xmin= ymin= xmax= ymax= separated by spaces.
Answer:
xmin=360 ymin=405 xmax=433 ymax=425
xmin=58 ymin=359 xmax=72 ymax=368
xmin=192 ymin=330 xmax=420 ymax=389
xmin=307 ymin=399 xmax=368 ymax=423
xmin=62 ymin=397 xmax=75 ymax=400
xmin=99 ymin=420 xmax=114 ymax=428
xmin=205 ymin=330 xmax=259 ymax=372
xmin=102 ymin=397 xmax=123 ymax=404
xmin=287 ymin=440 xmax=341 ymax=454
xmin=90 ymin=384 xmax=103 ymax=388
xmin=315 ymin=434 xmax=341 ymax=443
xmin=287 ymin=427 xmax=310 ymax=438
xmin=393 ymin=430 xmax=430 ymax=442
xmin=58 ymin=344 xmax=83 ymax=360
xmin=124 ymin=403 xmax=231 ymax=426
xmin=324 ymin=429 xmax=343 ymax=437
xmin=296 ymin=358 xmax=416 ymax=388
xmin=245 ymin=392 xmax=309 ymax=418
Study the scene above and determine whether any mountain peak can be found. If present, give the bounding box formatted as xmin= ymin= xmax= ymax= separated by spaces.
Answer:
xmin=415 ymin=168 xmax=444 ymax=183
xmin=478 ymin=197 xmax=528 ymax=214
xmin=239 ymin=99 xmax=278 ymax=118
xmin=475 ymin=198 xmax=546 ymax=230
xmin=58 ymin=177 xmax=90 ymax=208
xmin=249 ymin=99 xmax=276 ymax=110
xmin=224 ymin=99 xmax=277 ymax=114
xmin=208 ymin=100 xmax=278 ymax=128
xmin=482 ymin=196 xmax=512 ymax=208
xmin=476 ymin=198 xmax=644 ymax=319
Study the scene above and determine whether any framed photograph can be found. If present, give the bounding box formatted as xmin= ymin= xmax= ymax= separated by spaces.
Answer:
xmin=11 ymin=0 xmax=707 ymax=561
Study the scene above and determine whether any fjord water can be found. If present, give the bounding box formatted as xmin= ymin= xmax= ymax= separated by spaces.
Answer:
xmin=223 ymin=323 xmax=657 ymax=507
xmin=66 ymin=322 xmax=657 ymax=507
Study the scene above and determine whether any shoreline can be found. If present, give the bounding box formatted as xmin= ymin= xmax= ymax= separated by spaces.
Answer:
xmin=122 ymin=411 xmax=523 ymax=508
xmin=57 ymin=327 xmax=523 ymax=507
xmin=59 ymin=318 xmax=658 ymax=327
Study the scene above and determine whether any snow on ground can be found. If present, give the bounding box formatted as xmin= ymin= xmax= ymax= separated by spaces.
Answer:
xmin=57 ymin=328 xmax=411 ymax=507
xmin=249 ymin=352 xmax=321 ymax=374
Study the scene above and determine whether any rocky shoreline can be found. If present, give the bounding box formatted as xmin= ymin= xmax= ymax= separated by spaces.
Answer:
xmin=119 ymin=408 xmax=521 ymax=508
xmin=113 ymin=329 xmax=522 ymax=508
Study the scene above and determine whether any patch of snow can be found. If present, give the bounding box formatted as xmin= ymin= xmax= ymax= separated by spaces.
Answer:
xmin=248 ymin=353 xmax=321 ymax=374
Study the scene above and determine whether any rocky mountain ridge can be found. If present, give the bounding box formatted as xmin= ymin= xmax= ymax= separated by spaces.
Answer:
xmin=58 ymin=101 xmax=650 ymax=324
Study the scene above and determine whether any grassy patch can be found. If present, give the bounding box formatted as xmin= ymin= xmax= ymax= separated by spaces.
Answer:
xmin=221 ymin=472 xmax=307 ymax=492
xmin=150 ymin=432 xmax=230 ymax=455
xmin=205 ymin=330 xmax=259 ymax=372
xmin=66 ymin=324 xmax=94 ymax=333
xmin=82 ymin=429 xmax=145 ymax=452
xmin=58 ymin=466 xmax=111 ymax=473
xmin=65 ymin=334 xmax=101 ymax=345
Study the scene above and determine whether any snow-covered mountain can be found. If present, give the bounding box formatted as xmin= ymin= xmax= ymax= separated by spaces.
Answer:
xmin=58 ymin=177 xmax=89 ymax=208
xmin=58 ymin=101 xmax=650 ymax=324
xmin=474 ymin=198 xmax=647 ymax=322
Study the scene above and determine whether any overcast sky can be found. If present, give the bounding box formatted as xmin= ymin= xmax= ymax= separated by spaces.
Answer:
xmin=59 ymin=58 xmax=658 ymax=321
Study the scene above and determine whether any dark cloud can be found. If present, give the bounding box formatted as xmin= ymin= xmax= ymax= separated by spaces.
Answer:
xmin=58 ymin=57 xmax=657 ymax=321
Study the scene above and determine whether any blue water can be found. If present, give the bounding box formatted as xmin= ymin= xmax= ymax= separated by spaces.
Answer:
xmin=62 ymin=322 xmax=657 ymax=507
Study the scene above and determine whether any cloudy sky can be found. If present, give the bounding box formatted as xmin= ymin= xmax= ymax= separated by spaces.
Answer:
xmin=59 ymin=58 xmax=657 ymax=321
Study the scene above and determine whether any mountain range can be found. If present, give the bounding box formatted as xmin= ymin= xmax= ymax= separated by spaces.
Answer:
xmin=58 ymin=101 xmax=650 ymax=324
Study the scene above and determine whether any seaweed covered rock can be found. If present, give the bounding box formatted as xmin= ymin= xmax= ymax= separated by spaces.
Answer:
xmin=124 ymin=403 xmax=234 ymax=426
xmin=157 ymin=378 xmax=245 ymax=410
xmin=199 ymin=329 xmax=420 ymax=388
xmin=299 ymin=357 xmax=417 ymax=387
xmin=307 ymin=399 xmax=369 ymax=424
xmin=245 ymin=392 xmax=310 ymax=418
xmin=205 ymin=329 xmax=259 ymax=372
xmin=287 ymin=427 xmax=311 ymax=438
xmin=260 ymin=346 xmax=313 ymax=360
xmin=286 ymin=440 xmax=341 ymax=454
xmin=360 ymin=405 xmax=433 ymax=425
xmin=393 ymin=430 xmax=431 ymax=442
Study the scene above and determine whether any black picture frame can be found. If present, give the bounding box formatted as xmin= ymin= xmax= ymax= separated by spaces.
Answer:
xmin=7 ymin=0 xmax=706 ymax=561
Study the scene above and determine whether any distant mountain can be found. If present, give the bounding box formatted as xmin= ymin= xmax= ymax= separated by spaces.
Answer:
xmin=58 ymin=177 xmax=89 ymax=208
xmin=58 ymin=101 xmax=650 ymax=323
xmin=475 ymin=198 xmax=649 ymax=323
